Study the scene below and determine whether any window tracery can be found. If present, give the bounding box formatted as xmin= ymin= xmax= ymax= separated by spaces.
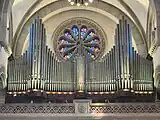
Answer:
xmin=53 ymin=18 xmax=106 ymax=62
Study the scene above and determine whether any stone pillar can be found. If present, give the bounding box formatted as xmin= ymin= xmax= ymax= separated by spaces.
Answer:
xmin=149 ymin=1 xmax=160 ymax=99
xmin=0 ymin=0 xmax=14 ymax=103
xmin=153 ymin=47 xmax=160 ymax=89
xmin=154 ymin=0 xmax=160 ymax=46
xmin=0 ymin=43 xmax=10 ymax=103
xmin=0 ymin=66 xmax=5 ymax=103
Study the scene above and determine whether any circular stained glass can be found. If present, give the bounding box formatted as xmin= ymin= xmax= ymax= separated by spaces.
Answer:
xmin=54 ymin=18 xmax=105 ymax=62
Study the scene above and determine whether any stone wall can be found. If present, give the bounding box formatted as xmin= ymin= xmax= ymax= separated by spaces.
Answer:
xmin=0 ymin=0 xmax=13 ymax=103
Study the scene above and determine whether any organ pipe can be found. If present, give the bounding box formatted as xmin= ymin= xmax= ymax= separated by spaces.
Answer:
xmin=7 ymin=17 xmax=74 ymax=94
xmin=7 ymin=16 xmax=154 ymax=97
xmin=85 ymin=17 xmax=154 ymax=93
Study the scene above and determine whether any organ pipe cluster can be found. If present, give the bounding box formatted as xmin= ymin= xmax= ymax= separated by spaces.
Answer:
xmin=86 ymin=17 xmax=153 ymax=93
xmin=7 ymin=17 xmax=154 ymax=96
xmin=7 ymin=17 xmax=74 ymax=93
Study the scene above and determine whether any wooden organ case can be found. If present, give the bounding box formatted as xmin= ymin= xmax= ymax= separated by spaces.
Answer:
xmin=6 ymin=17 xmax=154 ymax=103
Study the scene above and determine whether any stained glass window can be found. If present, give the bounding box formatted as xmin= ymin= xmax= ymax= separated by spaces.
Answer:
xmin=56 ymin=25 xmax=103 ymax=62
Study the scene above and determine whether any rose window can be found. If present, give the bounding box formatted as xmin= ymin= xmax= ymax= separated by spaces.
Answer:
xmin=54 ymin=21 xmax=105 ymax=62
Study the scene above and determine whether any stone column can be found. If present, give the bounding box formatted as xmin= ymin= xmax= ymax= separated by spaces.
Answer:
xmin=154 ymin=0 xmax=160 ymax=45
xmin=149 ymin=0 xmax=160 ymax=100
xmin=0 ymin=0 xmax=14 ymax=103
xmin=153 ymin=47 xmax=160 ymax=89
xmin=0 ymin=65 xmax=5 ymax=103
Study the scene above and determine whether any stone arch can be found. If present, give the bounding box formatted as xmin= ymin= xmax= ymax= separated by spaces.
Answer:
xmin=12 ymin=0 xmax=147 ymax=57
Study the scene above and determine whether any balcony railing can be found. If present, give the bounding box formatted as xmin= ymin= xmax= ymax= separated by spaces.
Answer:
xmin=0 ymin=102 xmax=160 ymax=114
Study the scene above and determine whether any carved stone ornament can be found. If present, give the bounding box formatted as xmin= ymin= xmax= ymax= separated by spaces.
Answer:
xmin=78 ymin=104 xmax=86 ymax=113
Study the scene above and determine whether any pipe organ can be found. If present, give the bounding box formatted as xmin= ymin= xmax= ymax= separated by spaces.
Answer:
xmin=86 ymin=17 xmax=153 ymax=94
xmin=7 ymin=17 xmax=75 ymax=95
xmin=7 ymin=17 xmax=154 ymax=103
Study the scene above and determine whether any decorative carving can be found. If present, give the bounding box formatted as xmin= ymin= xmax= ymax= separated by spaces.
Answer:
xmin=90 ymin=103 xmax=160 ymax=113
xmin=0 ymin=104 xmax=75 ymax=113
xmin=78 ymin=104 xmax=86 ymax=113
xmin=74 ymin=99 xmax=92 ymax=114
xmin=0 ymin=103 xmax=160 ymax=114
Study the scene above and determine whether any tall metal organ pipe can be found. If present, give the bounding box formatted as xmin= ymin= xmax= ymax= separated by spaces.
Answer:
xmin=85 ymin=17 xmax=153 ymax=94
xmin=7 ymin=16 xmax=154 ymax=98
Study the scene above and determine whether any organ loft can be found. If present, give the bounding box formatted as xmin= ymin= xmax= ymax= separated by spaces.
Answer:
xmin=6 ymin=16 xmax=154 ymax=103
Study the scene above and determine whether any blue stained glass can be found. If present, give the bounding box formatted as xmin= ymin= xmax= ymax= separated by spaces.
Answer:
xmin=88 ymin=53 xmax=91 ymax=59
xmin=68 ymin=34 xmax=72 ymax=39
xmin=66 ymin=53 xmax=73 ymax=59
xmin=85 ymin=34 xmax=91 ymax=40
xmin=91 ymin=40 xmax=94 ymax=43
xmin=65 ymin=32 xmax=72 ymax=39
xmin=64 ymin=47 xmax=68 ymax=51
xmin=94 ymin=38 xmax=99 ymax=42
xmin=91 ymin=39 xmax=98 ymax=43
xmin=88 ymin=52 xmax=94 ymax=59
xmin=68 ymin=53 xmax=72 ymax=58
xmin=85 ymin=31 xmax=95 ymax=41
xmin=92 ymin=47 xmax=94 ymax=51
xmin=81 ymin=32 xmax=85 ymax=39
xmin=90 ymin=31 xmax=95 ymax=36
xmin=72 ymin=26 xmax=79 ymax=38
xmin=88 ymin=47 xmax=94 ymax=51
xmin=81 ymin=26 xmax=87 ymax=39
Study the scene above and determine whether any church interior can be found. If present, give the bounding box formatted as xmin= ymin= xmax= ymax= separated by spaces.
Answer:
xmin=0 ymin=0 xmax=160 ymax=119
